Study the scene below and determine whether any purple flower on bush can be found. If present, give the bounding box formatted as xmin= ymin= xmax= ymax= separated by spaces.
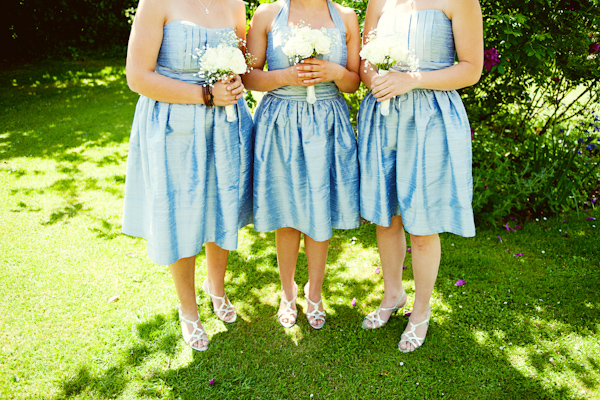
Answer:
xmin=587 ymin=217 xmax=596 ymax=220
xmin=559 ymin=129 xmax=565 ymax=133
xmin=578 ymin=138 xmax=585 ymax=144
xmin=590 ymin=43 xmax=600 ymax=55
xmin=497 ymin=235 xmax=503 ymax=243
xmin=587 ymin=143 xmax=597 ymax=151
xmin=455 ymin=279 xmax=466 ymax=286
xmin=209 ymin=378 xmax=215 ymax=385
xmin=514 ymin=253 xmax=524 ymax=257
xmin=484 ymin=47 xmax=500 ymax=72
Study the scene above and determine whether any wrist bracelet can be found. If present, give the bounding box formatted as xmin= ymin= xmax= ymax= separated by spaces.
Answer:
xmin=207 ymin=85 xmax=214 ymax=107
xmin=202 ymin=85 xmax=212 ymax=107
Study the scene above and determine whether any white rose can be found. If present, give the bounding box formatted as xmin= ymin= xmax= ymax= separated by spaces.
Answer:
xmin=296 ymin=40 xmax=314 ymax=59
xmin=313 ymin=31 xmax=331 ymax=55
xmin=388 ymin=43 xmax=408 ymax=64
xmin=282 ymin=39 xmax=298 ymax=57
xmin=229 ymin=49 xmax=248 ymax=74
xmin=361 ymin=41 xmax=386 ymax=65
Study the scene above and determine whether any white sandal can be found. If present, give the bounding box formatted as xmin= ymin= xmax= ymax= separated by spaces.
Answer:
xmin=202 ymin=279 xmax=237 ymax=323
xmin=277 ymin=283 xmax=298 ymax=328
xmin=304 ymin=285 xmax=326 ymax=330
xmin=398 ymin=308 xmax=431 ymax=353
xmin=178 ymin=307 xmax=209 ymax=352
xmin=362 ymin=289 xmax=407 ymax=330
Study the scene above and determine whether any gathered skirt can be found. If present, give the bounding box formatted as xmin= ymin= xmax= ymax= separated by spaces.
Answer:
xmin=253 ymin=93 xmax=360 ymax=241
xmin=358 ymin=89 xmax=475 ymax=237
xmin=122 ymin=96 xmax=254 ymax=265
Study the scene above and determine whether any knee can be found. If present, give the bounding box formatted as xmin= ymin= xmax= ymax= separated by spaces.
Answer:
xmin=377 ymin=215 xmax=404 ymax=234
xmin=409 ymin=234 xmax=437 ymax=250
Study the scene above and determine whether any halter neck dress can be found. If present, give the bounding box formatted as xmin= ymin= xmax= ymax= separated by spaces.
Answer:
xmin=358 ymin=9 xmax=475 ymax=237
xmin=252 ymin=0 xmax=360 ymax=241
xmin=122 ymin=21 xmax=254 ymax=265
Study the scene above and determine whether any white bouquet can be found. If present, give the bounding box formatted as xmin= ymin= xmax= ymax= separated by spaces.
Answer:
xmin=360 ymin=30 xmax=419 ymax=116
xmin=197 ymin=31 xmax=252 ymax=122
xmin=282 ymin=23 xmax=332 ymax=104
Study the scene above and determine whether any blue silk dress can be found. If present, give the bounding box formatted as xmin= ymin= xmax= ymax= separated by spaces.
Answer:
xmin=252 ymin=0 xmax=360 ymax=241
xmin=122 ymin=21 xmax=254 ymax=265
xmin=358 ymin=9 xmax=476 ymax=237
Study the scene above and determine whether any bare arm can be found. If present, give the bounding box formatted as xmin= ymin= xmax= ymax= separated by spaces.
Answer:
xmin=360 ymin=0 xmax=387 ymax=90
xmin=125 ymin=0 xmax=243 ymax=105
xmin=243 ymin=3 xmax=301 ymax=92
xmin=367 ymin=0 xmax=484 ymax=101
xmin=297 ymin=6 xmax=361 ymax=94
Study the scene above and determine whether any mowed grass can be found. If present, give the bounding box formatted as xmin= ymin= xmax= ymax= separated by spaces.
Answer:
xmin=1 ymin=60 xmax=599 ymax=399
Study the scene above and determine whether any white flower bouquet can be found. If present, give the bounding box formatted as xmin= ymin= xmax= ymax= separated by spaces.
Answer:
xmin=197 ymin=31 xmax=252 ymax=122
xmin=360 ymin=30 xmax=419 ymax=116
xmin=282 ymin=24 xmax=332 ymax=104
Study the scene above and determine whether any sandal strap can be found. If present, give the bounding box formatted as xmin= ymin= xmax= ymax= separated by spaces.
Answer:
xmin=203 ymin=279 xmax=236 ymax=320
xmin=306 ymin=296 xmax=326 ymax=320
xmin=178 ymin=309 xmax=209 ymax=349
xmin=363 ymin=290 xmax=406 ymax=329
xmin=399 ymin=309 xmax=431 ymax=351
xmin=278 ymin=294 xmax=298 ymax=317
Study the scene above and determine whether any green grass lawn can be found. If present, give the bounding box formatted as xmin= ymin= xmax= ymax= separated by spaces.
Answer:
xmin=1 ymin=60 xmax=599 ymax=399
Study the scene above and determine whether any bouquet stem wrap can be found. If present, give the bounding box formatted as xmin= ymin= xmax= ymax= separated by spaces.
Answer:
xmin=225 ymin=104 xmax=236 ymax=122
xmin=307 ymin=85 xmax=317 ymax=104
xmin=378 ymin=69 xmax=392 ymax=116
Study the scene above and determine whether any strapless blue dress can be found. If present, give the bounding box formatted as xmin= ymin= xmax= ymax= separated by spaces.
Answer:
xmin=358 ymin=10 xmax=475 ymax=237
xmin=122 ymin=21 xmax=254 ymax=265
xmin=252 ymin=0 xmax=360 ymax=241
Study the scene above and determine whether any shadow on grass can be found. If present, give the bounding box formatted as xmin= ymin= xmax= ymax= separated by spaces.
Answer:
xmin=2 ymin=60 xmax=134 ymax=234
xmin=50 ymin=222 xmax=599 ymax=398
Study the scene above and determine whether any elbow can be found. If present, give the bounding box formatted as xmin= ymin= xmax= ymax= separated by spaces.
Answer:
xmin=126 ymin=73 xmax=139 ymax=93
xmin=469 ymin=71 xmax=482 ymax=86
xmin=241 ymin=74 xmax=256 ymax=91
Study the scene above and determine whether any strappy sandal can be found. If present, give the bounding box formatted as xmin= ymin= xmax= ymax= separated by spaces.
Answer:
xmin=202 ymin=279 xmax=237 ymax=323
xmin=178 ymin=307 xmax=209 ymax=352
xmin=277 ymin=283 xmax=298 ymax=328
xmin=362 ymin=289 xmax=407 ymax=330
xmin=304 ymin=284 xmax=326 ymax=330
xmin=398 ymin=308 xmax=431 ymax=353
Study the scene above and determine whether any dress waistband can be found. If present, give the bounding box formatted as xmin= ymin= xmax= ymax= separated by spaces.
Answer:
xmin=155 ymin=65 xmax=206 ymax=85
xmin=391 ymin=60 xmax=454 ymax=72
xmin=269 ymin=83 xmax=340 ymax=101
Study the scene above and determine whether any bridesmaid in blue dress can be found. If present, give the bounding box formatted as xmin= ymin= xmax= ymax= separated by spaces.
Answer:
xmin=244 ymin=0 xmax=361 ymax=329
xmin=123 ymin=0 xmax=253 ymax=351
xmin=358 ymin=0 xmax=483 ymax=351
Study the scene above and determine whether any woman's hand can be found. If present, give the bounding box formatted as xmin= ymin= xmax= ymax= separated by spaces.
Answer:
xmin=370 ymin=71 xmax=419 ymax=101
xmin=295 ymin=58 xmax=343 ymax=86
xmin=211 ymin=74 xmax=245 ymax=106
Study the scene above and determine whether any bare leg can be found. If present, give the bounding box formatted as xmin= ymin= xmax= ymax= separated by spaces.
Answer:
xmin=276 ymin=227 xmax=302 ymax=325
xmin=399 ymin=233 xmax=440 ymax=351
xmin=364 ymin=215 xmax=408 ymax=329
xmin=204 ymin=242 xmax=235 ymax=322
xmin=169 ymin=255 xmax=208 ymax=349
xmin=304 ymin=234 xmax=328 ymax=328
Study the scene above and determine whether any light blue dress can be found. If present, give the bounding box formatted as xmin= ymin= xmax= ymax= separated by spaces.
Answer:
xmin=253 ymin=0 xmax=360 ymax=241
xmin=122 ymin=21 xmax=254 ymax=265
xmin=358 ymin=9 xmax=476 ymax=237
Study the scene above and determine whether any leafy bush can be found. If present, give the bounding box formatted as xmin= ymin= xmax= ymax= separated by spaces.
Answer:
xmin=467 ymin=0 xmax=600 ymax=221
